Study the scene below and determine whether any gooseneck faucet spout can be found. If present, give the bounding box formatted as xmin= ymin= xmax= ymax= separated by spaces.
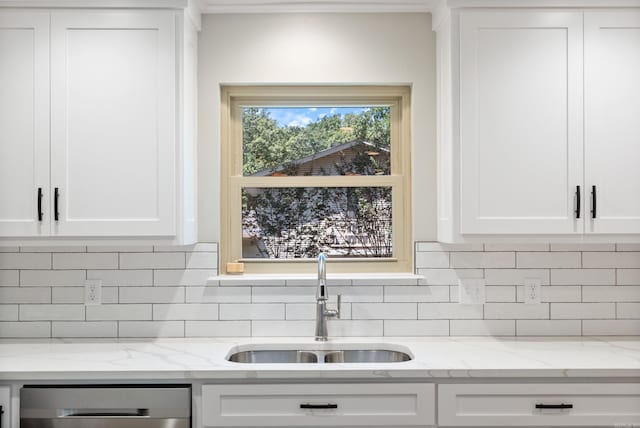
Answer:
xmin=315 ymin=253 xmax=340 ymax=341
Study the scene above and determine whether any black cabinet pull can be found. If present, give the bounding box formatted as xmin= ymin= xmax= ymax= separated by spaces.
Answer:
xmin=300 ymin=403 xmax=338 ymax=410
xmin=591 ymin=185 xmax=597 ymax=219
xmin=54 ymin=187 xmax=60 ymax=221
xmin=535 ymin=403 xmax=573 ymax=410
xmin=37 ymin=188 xmax=43 ymax=221
xmin=575 ymin=185 xmax=581 ymax=219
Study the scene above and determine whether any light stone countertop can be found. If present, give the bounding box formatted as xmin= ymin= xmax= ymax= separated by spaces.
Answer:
xmin=0 ymin=336 xmax=639 ymax=381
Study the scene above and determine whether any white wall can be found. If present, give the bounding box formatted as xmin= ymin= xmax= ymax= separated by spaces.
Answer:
xmin=198 ymin=13 xmax=437 ymax=242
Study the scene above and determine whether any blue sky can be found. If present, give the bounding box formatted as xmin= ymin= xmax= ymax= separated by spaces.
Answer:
xmin=263 ymin=107 xmax=366 ymax=127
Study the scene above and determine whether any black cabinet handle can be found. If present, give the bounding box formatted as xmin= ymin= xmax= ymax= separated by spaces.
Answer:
xmin=54 ymin=187 xmax=60 ymax=221
xmin=300 ymin=403 xmax=338 ymax=410
xmin=591 ymin=185 xmax=597 ymax=219
xmin=535 ymin=403 xmax=573 ymax=410
xmin=575 ymin=185 xmax=581 ymax=219
xmin=37 ymin=188 xmax=43 ymax=221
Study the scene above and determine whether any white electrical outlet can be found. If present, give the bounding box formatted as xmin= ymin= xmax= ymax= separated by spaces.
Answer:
xmin=523 ymin=278 xmax=542 ymax=304
xmin=84 ymin=279 xmax=102 ymax=305
xmin=458 ymin=279 xmax=486 ymax=304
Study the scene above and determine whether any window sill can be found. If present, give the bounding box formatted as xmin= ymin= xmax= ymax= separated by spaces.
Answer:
xmin=207 ymin=273 xmax=425 ymax=286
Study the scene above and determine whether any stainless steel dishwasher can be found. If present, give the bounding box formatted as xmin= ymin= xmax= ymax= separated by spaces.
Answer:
xmin=20 ymin=386 xmax=190 ymax=428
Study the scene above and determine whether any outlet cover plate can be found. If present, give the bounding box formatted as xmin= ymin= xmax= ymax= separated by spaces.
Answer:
xmin=523 ymin=277 xmax=542 ymax=304
xmin=458 ymin=279 xmax=486 ymax=304
xmin=84 ymin=279 xmax=102 ymax=306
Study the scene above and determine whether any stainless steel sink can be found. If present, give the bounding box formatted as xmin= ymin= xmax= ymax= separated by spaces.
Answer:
xmin=323 ymin=349 xmax=411 ymax=363
xmin=227 ymin=350 xmax=318 ymax=363
xmin=226 ymin=346 xmax=412 ymax=364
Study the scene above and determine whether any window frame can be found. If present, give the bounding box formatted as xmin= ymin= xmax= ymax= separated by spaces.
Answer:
xmin=220 ymin=85 xmax=412 ymax=274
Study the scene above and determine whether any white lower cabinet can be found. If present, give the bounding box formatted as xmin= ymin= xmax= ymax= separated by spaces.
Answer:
xmin=202 ymin=383 xmax=436 ymax=427
xmin=0 ymin=386 xmax=9 ymax=428
xmin=438 ymin=383 xmax=640 ymax=426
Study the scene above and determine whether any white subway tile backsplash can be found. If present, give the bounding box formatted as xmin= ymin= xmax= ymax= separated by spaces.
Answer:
xmin=418 ymin=303 xmax=483 ymax=319
xmin=153 ymin=303 xmax=218 ymax=320
xmin=219 ymin=303 xmax=284 ymax=320
xmin=52 ymin=287 xmax=118 ymax=304
xmin=415 ymin=251 xmax=449 ymax=268
xmin=20 ymin=270 xmax=86 ymax=287
xmin=383 ymin=320 xmax=449 ymax=336
xmin=582 ymin=286 xmax=640 ymax=302
xmin=186 ymin=286 xmax=251 ymax=303
xmin=551 ymin=303 xmax=616 ymax=319
xmin=384 ymin=285 xmax=450 ymax=302
xmin=516 ymin=320 xmax=582 ymax=336
xmin=550 ymin=269 xmax=616 ymax=285
xmin=352 ymin=303 xmax=417 ymax=320
xmin=484 ymin=303 xmax=549 ymax=319
xmin=53 ymin=253 xmax=118 ymax=270
xmin=517 ymin=252 xmax=581 ymax=268
xmin=88 ymin=270 xmax=152 ymax=286
xmin=451 ymin=252 xmax=515 ymax=268
xmin=0 ymin=270 xmax=19 ymax=286
xmin=118 ymin=321 xmax=184 ymax=337
xmin=154 ymin=269 xmax=216 ymax=286
xmin=20 ymin=304 xmax=85 ymax=321
xmin=119 ymin=287 xmax=185 ymax=304
xmin=52 ymin=321 xmax=117 ymax=338
xmin=0 ymin=253 xmax=51 ymax=269
xmin=185 ymin=252 xmax=217 ymax=269
xmin=0 ymin=242 xmax=637 ymax=338
xmin=120 ymin=253 xmax=185 ymax=269
xmin=0 ymin=287 xmax=50 ymax=303
xmin=185 ymin=320 xmax=251 ymax=337
xmin=617 ymin=269 xmax=640 ymax=285
xmin=450 ymin=320 xmax=515 ymax=336
xmin=484 ymin=269 xmax=549 ymax=286
xmin=583 ymin=320 xmax=640 ymax=335
xmin=251 ymin=320 xmax=314 ymax=337
xmin=583 ymin=252 xmax=640 ymax=268
xmin=87 ymin=304 xmax=151 ymax=321
xmin=418 ymin=268 xmax=483 ymax=285
xmin=0 ymin=321 xmax=50 ymax=338
xmin=0 ymin=305 xmax=18 ymax=321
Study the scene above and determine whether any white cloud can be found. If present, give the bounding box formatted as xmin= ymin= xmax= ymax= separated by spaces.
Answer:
xmin=288 ymin=114 xmax=313 ymax=127
xmin=308 ymin=107 xmax=317 ymax=112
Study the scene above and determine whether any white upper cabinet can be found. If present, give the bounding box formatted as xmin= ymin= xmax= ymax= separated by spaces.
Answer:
xmin=459 ymin=12 xmax=584 ymax=235
xmin=584 ymin=11 xmax=640 ymax=234
xmin=0 ymin=12 xmax=50 ymax=236
xmin=50 ymin=11 xmax=176 ymax=236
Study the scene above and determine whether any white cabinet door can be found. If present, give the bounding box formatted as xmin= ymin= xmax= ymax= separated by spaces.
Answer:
xmin=0 ymin=12 xmax=50 ymax=237
xmin=460 ymin=12 xmax=584 ymax=234
xmin=585 ymin=12 xmax=640 ymax=234
xmin=0 ymin=386 xmax=9 ymax=428
xmin=50 ymin=11 xmax=176 ymax=236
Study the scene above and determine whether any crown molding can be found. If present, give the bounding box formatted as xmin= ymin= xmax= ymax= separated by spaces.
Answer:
xmin=0 ymin=0 xmax=187 ymax=8
xmin=200 ymin=0 xmax=439 ymax=14
xmin=448 ymin=0 xmax=640 ymax=7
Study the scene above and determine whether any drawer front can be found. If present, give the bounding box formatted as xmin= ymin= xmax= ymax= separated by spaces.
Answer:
xmin=438 ymin=383 xmax=640 ymax=426
xmin=202 ymin=383 xmax=435 ymax=427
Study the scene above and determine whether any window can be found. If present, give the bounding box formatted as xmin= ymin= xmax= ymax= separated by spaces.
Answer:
xmin=220 ymin=86 xmax=412 ymax=274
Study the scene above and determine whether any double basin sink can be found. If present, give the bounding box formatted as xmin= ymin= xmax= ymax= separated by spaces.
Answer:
xmin=227 ymin=345 xmax=412 ymax=364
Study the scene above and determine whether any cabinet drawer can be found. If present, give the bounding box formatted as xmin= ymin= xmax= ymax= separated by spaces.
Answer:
xmin=202 ymin=383 xmax=435 ymax=427
xmin=438 ymin=383 xmax=640 ymax=426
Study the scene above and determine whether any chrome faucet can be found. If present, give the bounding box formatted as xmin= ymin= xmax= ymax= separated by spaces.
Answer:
xmin=315 ymin=253 xmax=340 ymax=341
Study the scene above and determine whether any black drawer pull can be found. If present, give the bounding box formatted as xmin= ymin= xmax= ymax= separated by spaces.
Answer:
xmin=54 ymin=187 xmax=60 ymax=221
xmin=300 ymin=403 xmax=338 ymax=410
xmin=575 ymin=185 xmax=581 ymax=219
xmin=535 ymin=403 xmax=573 ymax=410
xmin=591 ymin=185 xmax=597 ymax=219
xmin=37 ymin=187 xmax=43 ymax=221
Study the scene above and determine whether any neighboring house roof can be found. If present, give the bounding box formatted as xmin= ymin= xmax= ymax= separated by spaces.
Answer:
xmin=250 ymin=140 xmax=389 ymax=177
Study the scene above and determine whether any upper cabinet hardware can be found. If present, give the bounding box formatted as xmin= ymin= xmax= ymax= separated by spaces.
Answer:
xmin=37 ymin=188 xmax=43 ymax=222
xmin=54 ymin=188 xmax=59 ymax=221
xmin=575 ymin=185 xmax=581 ymax=219
xmin=591 ymin=185 xmax=597 ymax=219
xmin=299 ymin=403 xmax=338 ymax=410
